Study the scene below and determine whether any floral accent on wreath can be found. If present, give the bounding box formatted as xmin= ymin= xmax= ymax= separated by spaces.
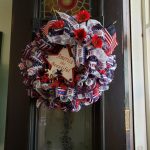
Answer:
xmin=19 ymin=10 xmax=118 ymax=112
xmin=92 ymin=34 xmax=103 ymax=48
xmin=75 ymin=10 xmax=91 ymax=23
xmin=73 ymin=28 xmax=87 ymax=42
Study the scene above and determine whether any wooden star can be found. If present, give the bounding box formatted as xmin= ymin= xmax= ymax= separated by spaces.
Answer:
xmin=47 ymin=47 xmax=75 ymax=81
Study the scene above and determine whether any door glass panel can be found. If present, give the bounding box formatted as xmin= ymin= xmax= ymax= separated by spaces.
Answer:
xmin=37 ymin=1 xmax=93 ymax=150
xmin=37 ymin=104 xmax=92 ymax=150
xmin=40 ymin=0 xmax=90 ymax=18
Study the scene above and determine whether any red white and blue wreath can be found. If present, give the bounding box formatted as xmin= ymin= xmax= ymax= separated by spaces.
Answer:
xmin=19 ymin=10 xmax=118 ymax=112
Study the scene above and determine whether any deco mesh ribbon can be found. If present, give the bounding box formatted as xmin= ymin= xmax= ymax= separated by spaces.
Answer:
xmin=19 ymin=10 xmax=118 ymax=112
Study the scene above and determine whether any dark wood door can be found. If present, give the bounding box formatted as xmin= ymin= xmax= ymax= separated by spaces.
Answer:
xmin=4 ymin=0 xmax=126 ymax=150
xmin=4 ymin=0 xmax=34 ymax=150
xmin=103 ymin=0 xmax=126 ymax=149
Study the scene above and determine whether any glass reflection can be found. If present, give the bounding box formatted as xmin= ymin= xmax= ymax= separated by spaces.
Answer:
xmin=37 ymin=104 xmax=92 ymax=150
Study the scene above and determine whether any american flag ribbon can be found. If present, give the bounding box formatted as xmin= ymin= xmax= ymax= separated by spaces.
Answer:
xmin=56 ymin=88 xmax=67 ymax=97
xmin=57 ymin=11 xmax=79 ymax=29
xmin=42 ymin=21 xmax=55 ymax=36
xmin=76 ymin=45 xmax=85 ymax=66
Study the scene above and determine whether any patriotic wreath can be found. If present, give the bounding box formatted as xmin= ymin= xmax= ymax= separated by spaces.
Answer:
xmin=19 ymin=10 xmax=118 ymax=112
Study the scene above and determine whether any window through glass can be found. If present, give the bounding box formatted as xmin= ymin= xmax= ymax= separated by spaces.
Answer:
xmin=40 ymin=0 xmax=90 ymax=18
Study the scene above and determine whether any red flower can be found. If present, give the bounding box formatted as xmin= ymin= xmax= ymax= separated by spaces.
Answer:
xmin=76 ymin=10 xmax=91 ymax=23
xmin=92 ymin=34 xmax=103 ymax=48
xmin=52 ymin=20 xmax=65 ymax=29
xmin=73 ymin=28 xmax=87 ymax=41
xmin=100 ymin=69 xmax=106 ymax=74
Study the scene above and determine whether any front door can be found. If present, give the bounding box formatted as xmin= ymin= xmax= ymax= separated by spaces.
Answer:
xmin=5 ymin=0 xmax=127 ymax=150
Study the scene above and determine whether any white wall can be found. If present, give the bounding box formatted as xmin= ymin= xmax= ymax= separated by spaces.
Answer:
xmin=142 ymin=0 xmax=150 ymax=149
xmin=0 ymin=0 xmax=12 ymax=149
xmin=130 ymin=0 xmax=148 ymax=149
